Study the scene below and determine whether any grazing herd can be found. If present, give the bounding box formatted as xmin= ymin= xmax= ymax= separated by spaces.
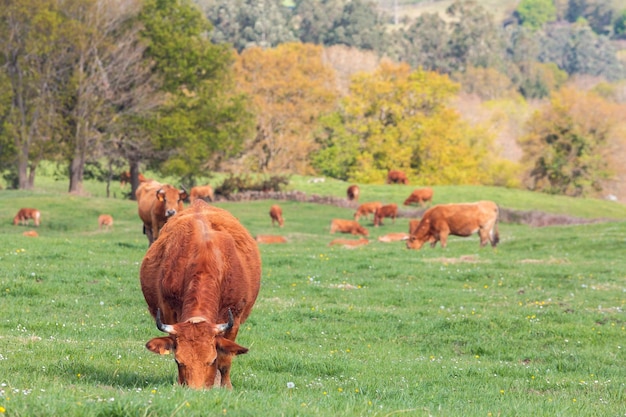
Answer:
xmin=9 ymin=169 xmax=500 ymax=390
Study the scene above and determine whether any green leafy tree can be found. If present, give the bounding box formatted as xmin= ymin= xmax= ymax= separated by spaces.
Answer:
xmin=516 ymin=0 xmax=557 ymax=30
xmin=518 ymin=87 xmax=619 ymax=196
xmin=140 ymin=0 xmax=253 ymax=185
xmin=292 ymin=0 xmax=388 ymax=52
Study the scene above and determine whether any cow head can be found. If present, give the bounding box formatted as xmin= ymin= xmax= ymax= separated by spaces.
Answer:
xmin=155 ymin=186 xmax=188 ymax=218
xmin=145 ymin=309 xmax=248 ymax=389
xmin=405 ymin=218 xmax=431 ymax=250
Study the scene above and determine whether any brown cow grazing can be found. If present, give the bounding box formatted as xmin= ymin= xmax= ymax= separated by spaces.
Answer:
xmin=136 ymin=181 xmax=188 ymax=245
xmin=406 ymin=201 xmax=500 ymax=250
xmin=329 ymin=219 xmax=369 ymax=236
xmin=404 ymin=187 xmax=434 ymax=206
xmin=408 ymin=219 xmax=421 ymax=235
xmin=328 ymin=237 xmax=369 ymax=248
xmin=189 ymin=185 xmax=214 ymax=203
xmin=377 ymin=232 xmax=409 ymax=242
xmin=386 ymin=170 xmax=409 ymax=185
xmin=140 ymin=200 xmax=261 ymax=390
xmin=354 ymin=202 xmax=382 ymax=221
xmin=269 ymin=205 xmax=284 ymax=227
xmin=346 ymin=185 xmax=360 ymax=202
xmin=120 ymin=171 xmax=148 ymax=187
xmin=373 ymin=203 xmax=398 ymax=226
xmin=13 ymin=208 xmax=40 ymax=227
xmin=23 ymin=230 xmax=39 ymax=237
xmin=255 ymin=235 xmax=287 ymax=244
xmin=98 ymin=214 xmax=114 ymax=231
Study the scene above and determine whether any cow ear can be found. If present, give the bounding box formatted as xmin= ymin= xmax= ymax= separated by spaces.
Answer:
xmin=179 ymin=191 xmax=188 ymax=201
xmin=216 ymin=336 xmax=249 ymax=356
xmin=146 ymin=336 xmax=175 ymax=355
xmin=156 ymin=189 xmax=165 ymax=202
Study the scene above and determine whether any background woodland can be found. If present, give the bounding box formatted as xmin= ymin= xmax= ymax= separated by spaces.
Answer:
xmin=1 ymin=0 xmax=626 ymax=201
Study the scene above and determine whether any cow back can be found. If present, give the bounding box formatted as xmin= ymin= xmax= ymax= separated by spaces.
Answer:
xmin=140 ymin=200 xmax=261 ymax=324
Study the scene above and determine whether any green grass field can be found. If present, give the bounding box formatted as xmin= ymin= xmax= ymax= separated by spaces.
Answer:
xmin=1 ymin=176 xmax=625 ymax=416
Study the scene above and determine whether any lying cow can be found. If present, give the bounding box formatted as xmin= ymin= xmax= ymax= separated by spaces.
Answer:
xmin=354 ymin=202 xmax=382 ymax=221
xmin=98 ymin=214 xmax=114 ymax=231
xmin=136 ymin=181 xmax=188 ymax=245
xmin=373 ymin=203 xmax=398 ymax=226
xmin=329 ymin=219 xmax=369 ymax=236
xmin=269 ymin=205 xmax=284 ymax=227
xmin=13 ymin=208 xmax=40 ymax=227
xmin=189 ymin=185 xmax=214 ymax=203
xmin=328 ymin=237 xmax=369 ymax=248
xmin=140 ymin=200 xmax=261 ymax=389
xmin=403 ymin=187 xmax=433 ymax=206
xmin=406 ymin=201 xmax=500 ymax=250
xmin=386 ymin=170 xmax=409 ymax=185
xmin=377 ymin=232 xmax=409 ymax=242
xmin=255 ymin=235 xmax=287 ymax=244
xmin=346 ymin=185 xmax=360 ymax=202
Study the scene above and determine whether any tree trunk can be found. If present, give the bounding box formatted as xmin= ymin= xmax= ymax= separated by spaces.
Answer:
xmin=129 ymin=160 xmax=141 ymax=200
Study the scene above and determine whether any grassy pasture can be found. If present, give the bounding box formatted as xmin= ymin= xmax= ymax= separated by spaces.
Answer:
xmin=1 ymin=178 xmax=626 ymax=417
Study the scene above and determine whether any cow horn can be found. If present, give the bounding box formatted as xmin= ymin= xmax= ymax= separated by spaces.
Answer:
xmin=216 ymin=308 xmax=234 ymax=333
xmin=156 ymin=309 xmax=176 ymax=334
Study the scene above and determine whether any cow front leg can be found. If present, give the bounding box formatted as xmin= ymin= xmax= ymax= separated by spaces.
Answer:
xmin=217 ymin=354 xmax=234 ymax=389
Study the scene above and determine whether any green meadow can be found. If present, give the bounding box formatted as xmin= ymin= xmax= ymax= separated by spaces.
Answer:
xmin=1 ymin=176 xmax=626 ymax=417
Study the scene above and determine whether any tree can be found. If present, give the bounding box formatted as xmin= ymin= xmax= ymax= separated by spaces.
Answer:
xmin=292 ymin=0 xmax=388 ymax=52
xmin=312 ymin=62 xmax=502 ymax=185
xmin=0 ymin=0 xmax=69 ymax=189
xmin=200 ymin=0 xmax=297 ymax=52
xmin=140 ymin=0 xmax=253 ymax=186
xmin=518 ymin=87 xmax=619 ymax=196
xmin=233 ymin=42 xmax=338 ymax=173
xmin=516 ymin=0 xmax=557 ymax=30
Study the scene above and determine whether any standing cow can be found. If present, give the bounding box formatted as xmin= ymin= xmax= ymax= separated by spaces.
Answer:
xmin=373 ymin=203 xmax=398 ymax=226
xmin=13 ymin=208 xmax=40 ymax=227
xmin=136 ymin=181 xmax=188 ymax=245
xmin=98 ymin=214 xmax=114 ymax=231
xmin=354 ymin=202 xmax=382 ymax=221
xmin=140 ymin=200 xmax=261 ymax=389
xmin=406 ymin=201 xmax=500 ymax=250
xmin=269 ymin=205 xmax=284 ymax=227
xmin=189 ymin=185 xmax=214 ymax=203
xmin=346 ymin=185 xmax=360 ymax=202
xmin=386 ymin=170 xmax=409 ymax=185
xmin=403 ymin=187 xmax=433 ymax=206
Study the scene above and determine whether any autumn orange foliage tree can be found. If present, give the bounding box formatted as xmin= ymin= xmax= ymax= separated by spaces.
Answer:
xmin=233 ymin=43 xmax=338 ymax=173
xmin=518 ymin=87 xmax=620 ymax=196
xmin=313 ymin=61 xmax=505 ymax=185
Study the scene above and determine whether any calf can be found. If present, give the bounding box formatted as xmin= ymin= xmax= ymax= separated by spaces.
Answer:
xmin=329 ymin=219 xmax=369 ymax=236
xmin=269 ymin=205 xmax=284 ymax=227
xmin=377 ymin=232 xmax=409 ymax=242
xmin=328 ymin=237 xmax=369 ymax=248
xmin=189 ymin=185 xmax=214 ymax=203
xmin=354 ymin=202 xmax=382 ymax=221
xmin=373 ymin=203 xmax=398 ymax=226
xmin=403 ymin=187 xmax=433 ymax=206
xmin=13 ymin=208 xmax=40 ymax=227
xmin=346 ymin=185 xmax=360 ymax=202
xmin=255 ymin=235 xmax=287 ymax=244
xmin=98 ymin=214 xmax=114 ymax=231
xmin=386 ymin=170 xmax=409 ymax=185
